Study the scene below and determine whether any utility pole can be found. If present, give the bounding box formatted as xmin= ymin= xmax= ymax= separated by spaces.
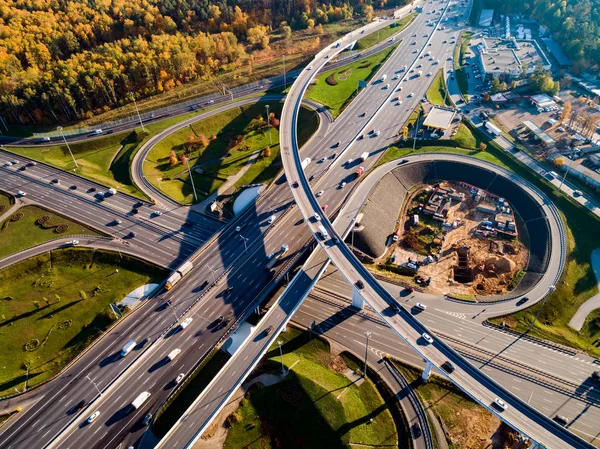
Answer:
xmin=412 ymin=112 xmax=421 ymax=152
xmin=277 ymin=340 xmax=286 ymax=375
xmin=528 ymin=285 xmax=555 ymax=332
xmin=184 ymin=156 xmax=198 ymax=201
xmin=265 ymin=104 xmax=272 ymax=145
xmin=283 ymin=54 xmax=287 ymax=92
xmin=556 ymin=149 xmax=579 ymax=193
xmin=207 ymin=263 xmax=218 ymax=284
xmin=57 ymin=126 xmax=78 ymax=169
xmin=129 ymin=91 xmax=146 ymax=132
xmin=238 ymin=234 xmax=249 ymax=253
xmin=86 ymin=374 xmax=102 ymax=397
xmin=363 ymin=331 xmax=371 ymax=377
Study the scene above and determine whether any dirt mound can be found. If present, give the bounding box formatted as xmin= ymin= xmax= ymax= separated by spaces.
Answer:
xmin=483 ymin=256 xmax=516 ymax=274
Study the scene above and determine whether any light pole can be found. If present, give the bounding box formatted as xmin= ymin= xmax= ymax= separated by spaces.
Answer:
xmin=528 ymin=285 xmax=555 ymax=332
xmin=57 ymin=126 xmax=78 ymax=169
xmin=412 ymin=113 xmax=420 ymax=152
xmin=184 ymin=156 xmax=198 ymax=201
xmin=265 ymin=104 xmax=272 ymax=145
xmin=277 ymin=340 xmax=286 ymax=375
xmin=363 ymin=331 xmax=371 ymax=377
xmin=238 ymin=234 xmax=249 ymax=253
xmin=129 ymin=91 xmax=146 ymax=132
xmin=86 ymin=374 xmax=102 ymax=397
xmin=207 ymin=263 xmax=218 ymax=284
xmin=556 ymin=149 xmax=580 ymax=193
xmin=283 ymin=54 xmax=287 ymax=92
xmin=351 ymin=217 xmax=357 ymax=249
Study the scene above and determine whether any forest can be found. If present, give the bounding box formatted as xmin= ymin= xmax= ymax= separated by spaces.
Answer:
xmin=0 ymin=0 xmax=403 ymax=126
xmin=482 ymin=0 xmax=600 ymax=72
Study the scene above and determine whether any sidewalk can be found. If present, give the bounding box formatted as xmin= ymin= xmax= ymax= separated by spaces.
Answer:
xmin=569 ymin=248 xmax=600 ymax=331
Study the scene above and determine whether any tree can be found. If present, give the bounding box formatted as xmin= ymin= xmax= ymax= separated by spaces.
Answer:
xmin=169 ymin=150 xmax=178 ymax=166
xmin=554 ymin=157 xmax=566 ymax=167
xmin=490 ymin=77 xmax=501 ymax=93
xmin=262 ymin=147 xmax=272 ymax=157
xmin=247 ymin=26 xmax=270 ymax=50
xmin=307 ymin=18 xmax=315 ymax=30
xmin=483 ymin=92 xmax=491 ymax=102
xmin=198 ymin=133 xmax=209 ymax=148
xmin=364 ymin=5 xmax=374 ymax=21
xmin=79 ymin=290 xmax=87 ymax=300
xmin=314 ymin=24 xmax=324 ymax=35
xmin=479 ymin=143 xmax=487 ymax=152
xmin=560 ymin=75 xmax=572 ymax=89
xmin=280 ymin=22 xmax=292 ymax=41
xmin=560 ymin=101 xmax=572 ymax=121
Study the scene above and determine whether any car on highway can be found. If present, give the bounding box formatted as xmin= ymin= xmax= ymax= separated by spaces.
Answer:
xmin=411 ymin=423 xmax=422 ymax=438
xmin=94 ymin=129 xmax=103 ymax=135
xmin=265 ymin=325 xmax=274 ymax=336
xmin=516 ymin=296 xmax=529 ymax=306
xmin=407 ymin=93 xmax=414 ymax=98
xmin=27 ymin=161 xmax=37 ymax=167
xmin=69 ymin=240 xmax=79 ymax=246
xmin=422 ymin=333 xmax=433 ymax=344
xmin=313 ymin=213 xmax=321 ymax=221
xmin=51 ymin=178 xmax=59 ymax=184
xmin=554 ymin=415 xmax=568 ymax=426
xmin=339 ymin=182 xmax=346 ymax=189
xmin=17 ymin=190 xmax=26 ymax=196
xmin=414 ymin=303 xmax=427 ymax=311
xmin=493 ymin=398 xmax=508 ymax=411
xmin=441 ymin=361 xmax=455 ymax=374
xmin=355 ymin=280 xmax=364 ymax=289
xmin=390 ymin=303 xmax=401 ymax=313
xmin=321 ymin=204 xmax=328 ymax=211
xmin=87 ymin=411 xmax=100 ymax=424
xmin=268 ymin=214 xmax=276 ymax=224
xmin=573 ymin=190 xmax=583 ymax=197
xmin=316 ymin=190 xmax=324 ymax=197
xmin=128 ymin=231 xmax=136 ymax=238
xmin=70 ymin=399 xmax=86 ymax=414
xmin=113 ymin=218 xmax=122 ymax=225
xmin=373 ymin=130 xmax=380 ymax=137
xmin=175 ymin=373 xmax=185 ymax=385
xmin=180 ymin=317 xmax=193 ymax=330
xmin=152 ymin=211 xmax=162 ymax=217
xmin=143 ymin=413 xmax=153 ymax=426
xmin=404 ymin=287 xmax=414 ymax=293
xmin=3 ymin=162 xmax=12 ymax=167
xmin=132 ymin=208 xmax=139 ymax=214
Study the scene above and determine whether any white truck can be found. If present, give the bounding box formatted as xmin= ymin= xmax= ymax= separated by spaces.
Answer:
xmin=121 ymin=339 xmax=136 ymax=357
xmin=359 ymin=152 xmax=369 ymax=162
xmin=167 ymin=348 xmax=181 ymax=362
xmin=165 ymin=261 xmax=194 ymax=291
xmin=131 ymin=392 xmax=151 ymax=410
xmin=317 ymin=225 xmax=329 ymax=240
xmin=301 ymin=157 xmax=312 ymax=170
xmin=484 ymin=121 xmax=502 ymax=136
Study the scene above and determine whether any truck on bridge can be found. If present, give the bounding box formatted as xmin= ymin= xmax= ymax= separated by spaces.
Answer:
xmin=359 ymin=152 xmax=369 ymax=162
xmin=165 ymin=261 xmax=194 ymax=291
xmin=355 ymin=166 xmax=365 ymax=178
xmin=266 ymin=243 xmax=290 ymax=269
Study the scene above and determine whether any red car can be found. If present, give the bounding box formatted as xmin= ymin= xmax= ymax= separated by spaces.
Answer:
xmin=322 ymin=204 xmax=328 ymax=211
xmin=405 ymin=287 xmax=414 ymax=293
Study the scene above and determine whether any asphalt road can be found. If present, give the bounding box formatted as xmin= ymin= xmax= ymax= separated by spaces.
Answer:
xmin=278 ymin=0 xmax=596 ymax=446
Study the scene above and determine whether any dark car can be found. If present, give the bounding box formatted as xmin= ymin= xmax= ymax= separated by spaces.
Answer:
xmin=132 ymin=208 xmax=139 ymax=214
xmin=554 ymin=415 xmax=568 ymax=426
xmin=88 ymin=187 xmax=96 ymax=193
xmin=225 ymin=287 xmax=233 ymax=294
xmin=332 ymin=141 xmax=340 ymax=148
xmin=390 ymin=303 xmax=401 ymax=313
xmin=412 ymin=423 xmax=422 ymax=438
xmin=128 ymin=231 xmax=136 ymax=238
xmin=265 ymin=325 xmax=274 ymax=336
xmin=70 ymin=399 xmax=86 ymax=414
xmin=592 ymin=371 xmax=600 ymax=381
xmin=516 ymin=296 xmax=529 ymax=306
xmin=70 ymin=185 xmax=77 ymax=190
xmin=199 ymin=280 xmax=209 ymax=290
xmin=51 ymin=178 xmax=59 ymax=184
xmin=355 ymin=280 xmax=365 ymax=289
xmin=441 ymin=361 xmax=455 ymax=374
xmin=134 ymin=201 xmax=143 ymax=208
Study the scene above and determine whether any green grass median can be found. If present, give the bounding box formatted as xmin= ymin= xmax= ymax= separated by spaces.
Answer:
xmin=355 ymin=13 xmax=417 ymax=50
xmin=0 ymin=248 xmax=165 ymax=397
xmin=426 ymin=71 xmax=453 ymax=107
xmin=307 ymin=44 xmax=398 ymax=119
xmin=0 ymin=205 xmax=101 ymax=259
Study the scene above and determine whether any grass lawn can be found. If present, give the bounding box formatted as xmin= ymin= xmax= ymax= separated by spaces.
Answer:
xmin=394 ymin=361 xmax=503 ymax=449
xmin=7 ymin=130 xmax=147 ymax=198
xmin=0 ymin=249 xmax=165 ymax=396
xmin=0 ymin=205 xmax=101 ymax=259
xmin=223 ymin=327 xmax=397 ymax=449
xmin=143 ymin=102 xmax=318 ymax=205
xmin=426 ymin=71 xmax=453 ymax=107
xmin=0 ymin=191 xmax=14 ymax=213
xmin=307 ymin=44 xmax=398 ymax=119
xmin=355 ymin=13 xmax=417 ymax=50
xmin=453 ymin=32 xmax=473 ymax=100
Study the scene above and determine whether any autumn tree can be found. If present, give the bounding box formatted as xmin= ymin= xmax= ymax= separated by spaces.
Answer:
xmin=479 ymin=143 xmax=487 ymax=152
xmin=554 ymin=157 xmax=565 ymax=167
xmin=280 ymin=22 xmax=292 ymax=41
xmin=560 ymin=101 xmax=572 ymax=121
xmin=247 ymin=26 xmax=270 ymax=49
xmin=198 ymin=133 xmax=209 ymax=148
xmin=169 ymin=150 xmax=178 ymax=166
xmin=262 ymin=147 xmax=272 ymax=157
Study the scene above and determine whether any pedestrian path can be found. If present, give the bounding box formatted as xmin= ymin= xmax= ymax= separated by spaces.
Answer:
xmin=569 ymin=248 xmax=600 ymax=331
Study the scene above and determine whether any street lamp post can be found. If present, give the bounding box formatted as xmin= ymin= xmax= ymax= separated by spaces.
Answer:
xmin=412 ymin=114 xmax=420 ymax=152
xmin=57 ymin=126 xmax=78 ymax=169
xmin=277 ymin=340 xmax=286 ymax=375
xmin=86 ymin=374 xmax=102 ymax=397
xmin=184 ymin=156 xmax=198 ymax=201
xmin=363 ymin=331 xmax=371 ymax=377
xmin=207 ymin=263 xmax=218 ymax=284
xmin=283 ymin=54 xmax=287 ymax=92
xmin=556 ymin=149 xmax=580 ymax=193
xmin=129 ymin=91 xmax=146 ymax=132
xmin=238 ymin=234 xmax=249 ymax=253
xmin=265 ymin=104 xmax=272 ymax=145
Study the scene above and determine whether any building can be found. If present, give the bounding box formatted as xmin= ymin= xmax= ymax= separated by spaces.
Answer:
xmin=541 ymin=38 xmax=572 ymax=68
xmin=422 ymin=106 xmax=456 ymax=131
xmin=479 ymin=9 xmax=494 ymax=27
xmin=520 ymin=120 xmax=556 ymax=147
xmin=478 ymin=38 xmax=551 ymax=82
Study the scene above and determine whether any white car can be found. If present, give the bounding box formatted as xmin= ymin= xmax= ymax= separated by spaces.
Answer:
xmin=87 ymin=411 xmax=100 ymax=423
xmin=94 ymin=129 xmax=103 ymax=135
xmin=235 ymin=225 xmax=242 ymax=232
xmin=494 ymin=398 xmax=508 ymax=411
xmin=17 ymin=190 xmax=26 ymax=197
xmin=114 ymin=218 xmax=122 ymax=225
xmin=70 ymin=240 xmax=79 ymax=246
xmin=307 ymin=66 xmax=313 ymax=70
xmin=175 ymin=373 xmax=185 ymax=384
xmin=346 ymin=159 xmax=353 ymax=165
xmin=268 ymin=215 xmax=276 ymax=224
xmin=152 ymin=211 xmax=163 ymax=217
xmin=415 ymin=303 xmax=427 ymax=311
xmin=407 ymin=93 xmax=414 ymax=98
xmin=374 ymin=130 xmax=380 ymax=136
xmin=316 ymin=190 xmax=324 ymax=197
xmin=422 ymin=333 xmax=434 ymax=344
xmin=313 ymin=213 xmax=321 ymax=221
xmin=3 ymin=162 xmax=12 ymax=167
xmin=396 ymin=101 xmax=403 ymax=106
xmin=180 ymin=317 xmax=193 ymax=329
xmin=340 ymin=182 xmax=346 ymax=188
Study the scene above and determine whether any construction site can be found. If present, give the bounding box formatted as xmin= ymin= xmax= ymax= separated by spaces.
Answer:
xmin=386 ymin=181 xmax=529 ymax=298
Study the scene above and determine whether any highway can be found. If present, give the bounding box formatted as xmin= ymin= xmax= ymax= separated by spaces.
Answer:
xmin=278 ymin=0 xmax=596 ymax=446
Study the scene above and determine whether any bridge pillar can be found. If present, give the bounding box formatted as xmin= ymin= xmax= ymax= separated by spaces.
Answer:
xmin=422 ymin=361 xmax=433 ymax=382
xmin=351 ymin=287 xmax=365 ymax=309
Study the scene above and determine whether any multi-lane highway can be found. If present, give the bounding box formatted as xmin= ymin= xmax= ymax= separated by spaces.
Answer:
xmin=278 ymin=0 xmax=596 ymax=446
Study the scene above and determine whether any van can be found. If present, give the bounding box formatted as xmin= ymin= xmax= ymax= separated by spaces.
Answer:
xmin=121 ymin=339 xmax=136 ymax=357
xmin=167 ymin=348 xmax=181 ymax=361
